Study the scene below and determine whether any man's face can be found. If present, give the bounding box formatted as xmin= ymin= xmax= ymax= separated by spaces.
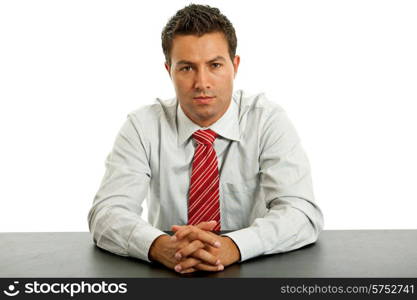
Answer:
xmin=165 ymin=32 xmax=240 ymax=127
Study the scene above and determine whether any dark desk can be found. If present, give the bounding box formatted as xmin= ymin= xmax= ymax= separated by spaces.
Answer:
xmin=1 ymin=230 xmax=416 ymax=277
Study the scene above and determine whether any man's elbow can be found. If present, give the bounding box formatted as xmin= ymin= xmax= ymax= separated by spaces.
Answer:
xmin=307 ymin=207 xmax=324 ymax=244
xmin=87 ymin=205 xmax=108 ymax=244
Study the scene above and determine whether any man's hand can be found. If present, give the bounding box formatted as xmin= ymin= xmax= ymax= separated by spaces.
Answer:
xmin=172 ymin=224 xmax=241 ymax=273
xmin=148 ymin=221 xmax=222 ymax=273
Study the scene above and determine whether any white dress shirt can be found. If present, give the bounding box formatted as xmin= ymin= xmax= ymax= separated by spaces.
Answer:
xmin=88 ymin=89 xmax=324 ymax=263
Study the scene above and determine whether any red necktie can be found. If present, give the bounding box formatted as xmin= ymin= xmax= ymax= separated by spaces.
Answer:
xmin=187 ymin=129 xmax=221 ymax=231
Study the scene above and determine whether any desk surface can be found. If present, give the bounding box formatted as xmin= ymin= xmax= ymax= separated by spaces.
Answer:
xmin=1 ymin=230 xmax=416 ymax=278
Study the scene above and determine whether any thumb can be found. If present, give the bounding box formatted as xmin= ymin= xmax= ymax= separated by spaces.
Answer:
xmin=171 ymin=225 xmax=185 ymax=232
xmin=196 ymin=220 xmax=217 ymax=231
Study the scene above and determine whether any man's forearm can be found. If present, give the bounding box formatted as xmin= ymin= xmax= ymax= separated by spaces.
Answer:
xmin=88 ymin=204 xmax=166 ymax=262
xmin=223 ymin=199 xmax=323 ymax=261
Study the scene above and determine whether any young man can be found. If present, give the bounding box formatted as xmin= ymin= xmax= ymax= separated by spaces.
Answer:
xmin=88 ymin=4 xmax=324 ymax=274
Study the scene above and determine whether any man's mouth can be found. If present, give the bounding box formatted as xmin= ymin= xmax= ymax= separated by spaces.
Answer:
xmin=193 ymin=96 xmax=215 ymax=103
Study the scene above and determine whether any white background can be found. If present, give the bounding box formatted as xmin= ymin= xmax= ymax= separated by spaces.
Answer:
xmin=1 ymin=0 xmax=416 ymax=232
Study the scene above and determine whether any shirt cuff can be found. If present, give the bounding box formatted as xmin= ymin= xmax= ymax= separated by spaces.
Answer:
xmin=127 ymin=223 xmax=167 ymax=263
xmin=222 ymin=227 xmax=264 ymax=262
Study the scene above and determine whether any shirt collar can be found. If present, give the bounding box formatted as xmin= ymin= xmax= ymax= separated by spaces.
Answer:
xmin=177 ymin=92 xmax=241 ymax=146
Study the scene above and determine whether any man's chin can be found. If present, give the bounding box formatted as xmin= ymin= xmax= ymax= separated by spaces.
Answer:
xmin=190 ymin=111 xmax=215 ymax=125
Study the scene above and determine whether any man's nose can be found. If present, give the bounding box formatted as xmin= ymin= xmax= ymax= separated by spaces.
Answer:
xmin=193 ymin=68 xmax=211 ymax=90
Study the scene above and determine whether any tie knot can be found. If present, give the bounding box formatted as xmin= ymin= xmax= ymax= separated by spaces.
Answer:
xmin=192 ymin=129 xmax=218 ymax=145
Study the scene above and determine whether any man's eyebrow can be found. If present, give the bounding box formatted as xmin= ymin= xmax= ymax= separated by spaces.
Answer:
xmin=176 ymin=60 xmax=194 ymax=66
xmin=208 ymin=56 xmax=226 ymax=63
xmin=175 ymin=56 xmax=227 ymax=66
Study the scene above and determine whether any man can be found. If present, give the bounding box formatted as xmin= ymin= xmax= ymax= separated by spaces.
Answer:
xmin=88 ymin=4 xmax=324 ymax=274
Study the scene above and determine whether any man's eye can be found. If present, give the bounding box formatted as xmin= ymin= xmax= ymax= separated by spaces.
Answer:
xmin=212 ymin=63 xmax=222 ymax=68
xmin=180 ymin=66 xmax=192 ymax=72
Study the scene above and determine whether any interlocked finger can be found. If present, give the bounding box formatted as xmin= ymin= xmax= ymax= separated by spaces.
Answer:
xmin=174 ymin=226 xmax=221 ymax=248
xmin=175 ymin=239 xmax=205 ymax=259
xmin=176 ymin=257 xmax=222 ymax=273
xmin=178 ymin=247 xmax=220 ymax=266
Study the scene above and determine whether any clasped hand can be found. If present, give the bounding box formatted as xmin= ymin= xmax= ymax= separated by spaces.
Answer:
xmin=149 ymin=220 xmax=240 ymax=274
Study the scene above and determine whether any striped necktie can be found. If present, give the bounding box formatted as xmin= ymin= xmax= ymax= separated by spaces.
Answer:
xmin=187 ymin=129 xmax=221 ymax=231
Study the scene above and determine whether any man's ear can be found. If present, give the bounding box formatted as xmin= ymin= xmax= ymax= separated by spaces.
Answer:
xmin=233 ymin=55 xmax=240 ymax=78
xmin=164 ymin=62 xmax=171 ymax=78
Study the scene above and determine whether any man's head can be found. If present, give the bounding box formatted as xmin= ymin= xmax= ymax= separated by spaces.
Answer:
xmin=161 ymin=4 xmax=240 ymax=128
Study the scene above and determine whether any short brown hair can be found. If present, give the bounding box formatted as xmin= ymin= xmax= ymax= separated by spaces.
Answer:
xmin=161 ymin=4 xmax=237 ymax=66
